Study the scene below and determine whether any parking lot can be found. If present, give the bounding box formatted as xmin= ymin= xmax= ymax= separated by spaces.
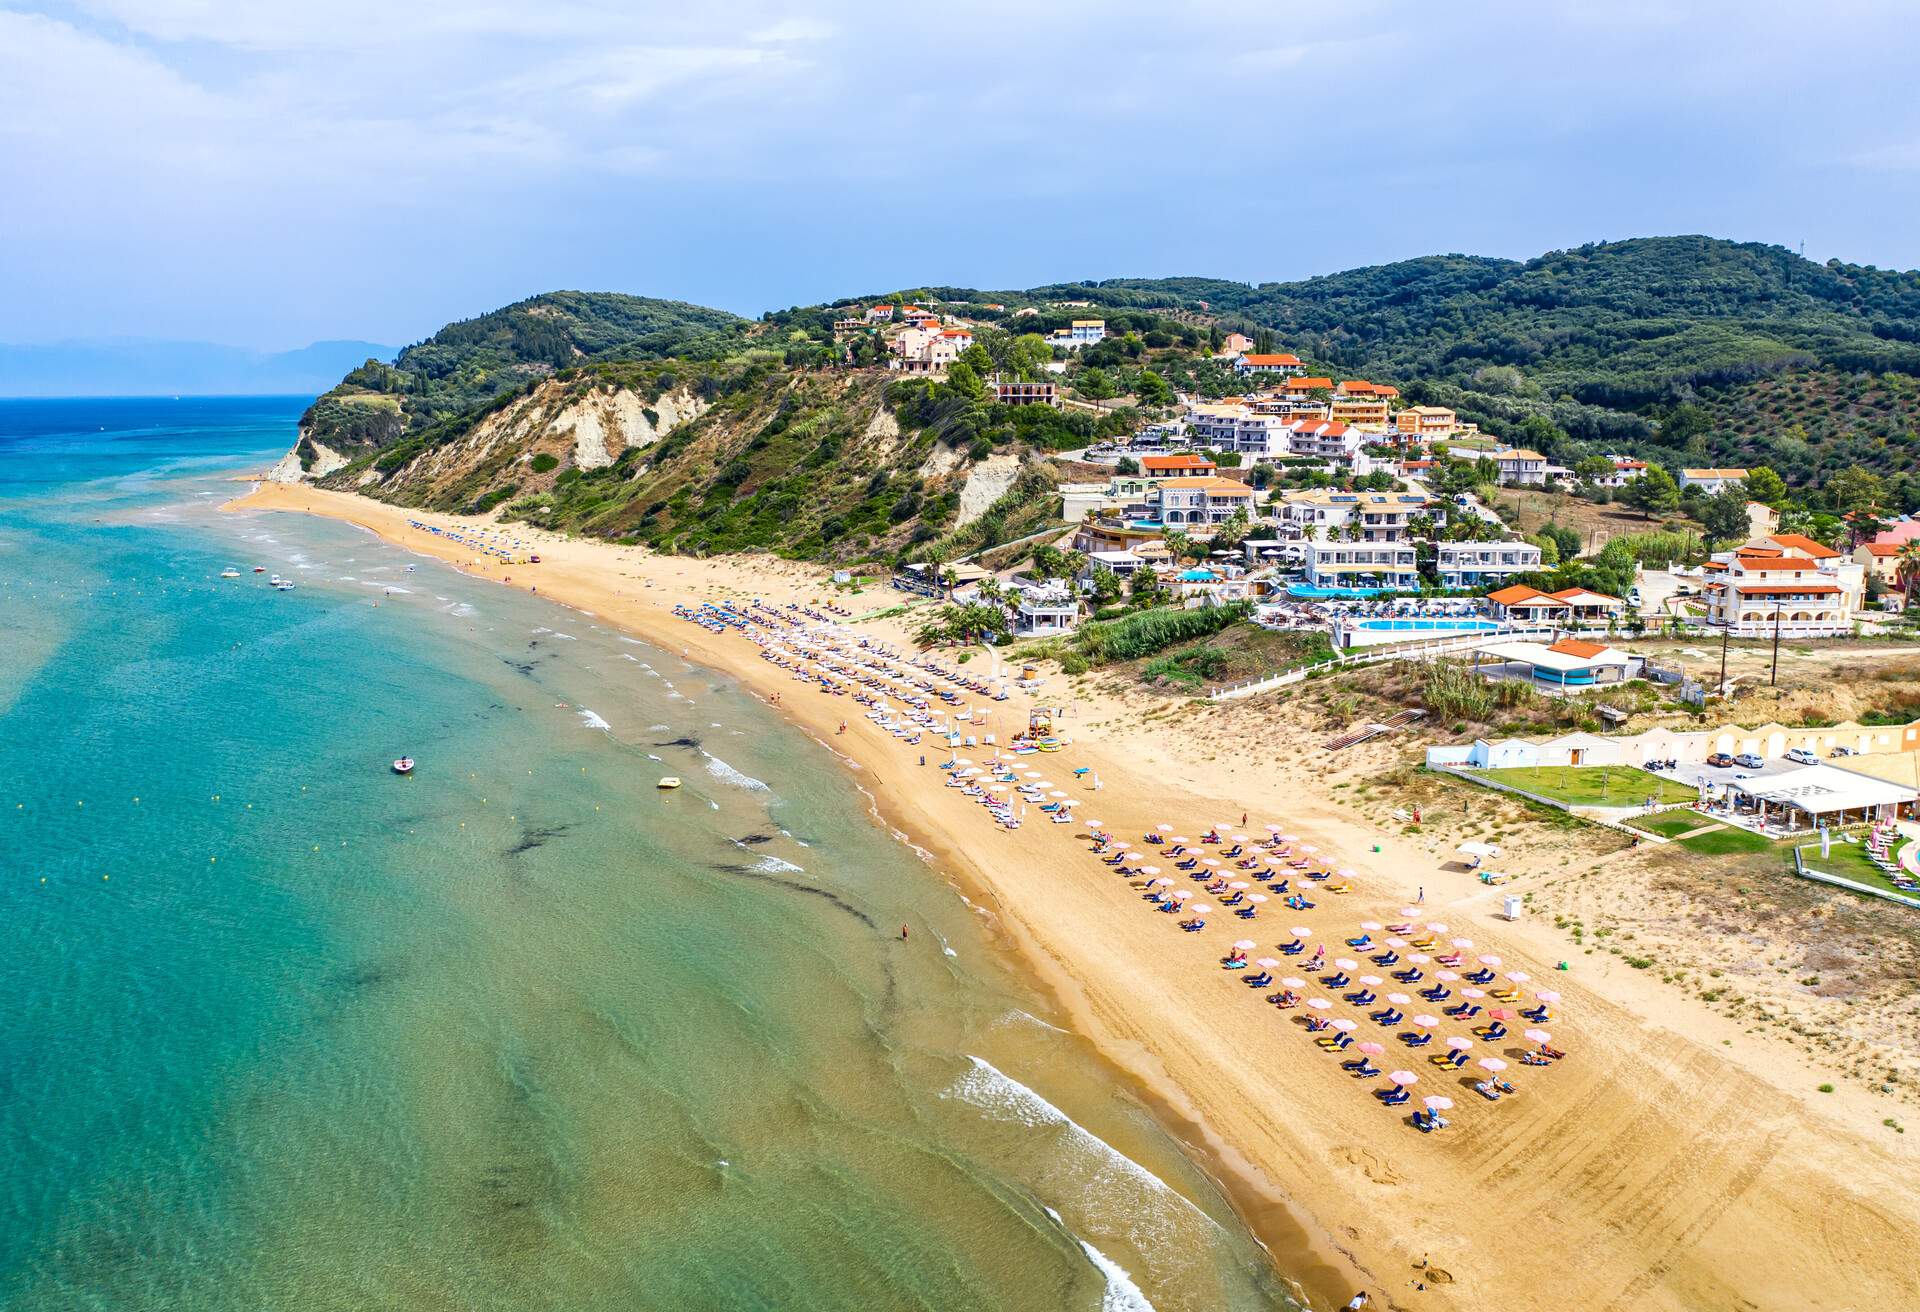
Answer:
xmin=1655 ymin=755 xmax=1808 ymax=790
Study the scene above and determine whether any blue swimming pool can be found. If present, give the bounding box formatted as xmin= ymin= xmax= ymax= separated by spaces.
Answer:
xmin=1357 ymin=618 xmax=1500 ymax=632
xmin=1288 ymin=584 xmax=1387 ymax=599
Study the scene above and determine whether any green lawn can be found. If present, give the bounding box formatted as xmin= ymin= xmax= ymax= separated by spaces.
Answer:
xmin=1677 ymin=825 xmax=1776 ymax=856
xmin=1622 ymin=810 xmax=1711 ymax=839
xmin=1798 ymin=837 xmax=1920 ymax=899
xmin=1482 ymin=766 xmax=1698 ymax=808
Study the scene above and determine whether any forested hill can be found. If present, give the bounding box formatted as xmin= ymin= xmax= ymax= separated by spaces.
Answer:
xmin=1012 ymin=237 xmax=1920 ymax=480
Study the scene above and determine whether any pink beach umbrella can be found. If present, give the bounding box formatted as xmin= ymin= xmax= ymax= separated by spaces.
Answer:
xmin=1534 ymin=990 xmax=1561 ymax=1004
xmin=1290 ymin=926 xmax=1313 ymax=938
xmin=1436 ymin=970 xmax=1460 ymax=982
xmin=1358 ymin=975 xmax=1384 ymax=987
xmin=1189 ymin=904 xmax=1214 ymax=915
xmin=1358 ymin=1041 xmax=1385 ymax=1055
xmin=1248 ymin=894 xmax=1269 ymax=904
xmin=1424 ymin=1095 xmax=1454 ymax=1111
xmin=1408 ymin=954 xmax=1431 ymax=964
xmin=1228 ymin=880 xmax=1250 ymax=890
xmin=1411 ymin=1014 xmax=1440 ymax=1029
xmin=1171 ymin=890 xmax=1192 ymax=901
xmin=1281 ymin=977 xmax=1307 ymax=989
xmin=1523 ymin=1029 xmax=1552 ymax=1044
xmin=1506 ymin=971 xmax=1530 ymax=984
xmin=1386 ymin=937 xmax=1408 ymax=948
xmin=1339 ymin=868 xmax=1357 ymax=879
xmin=1462 ymin=988 xmax=1486 ymax=999
xmin=1386 ymin=993 xmax=1412 ymax=1005
xmin=1085 ymin=819 xmax=1106 ymax=829
xmin=1110 ymin=840 xmax=1133 ymax=850
xmin=1306 ymin=998 xmax=1333 ymax=1011
xmin=1478 ymin=1057 xmax=1508 ymax=1073
xmin=1156 ymin=823 xmax=1174 ymax=832
xmin=1255 ymin=957 xmax=1280 ymax=968
xmin=1334 ymin=958 xmax=1359 ymax=971
xmin=1150 ymin=877 xmax=1173 ymax=887
xmin=1446 ymin=1036 xmax=1473 ymax=1051
xmin=1233 ymin=939 xmax=1258 ymax=951
xmin=1398 ymin=906 xmax=1421 ymax=917
xmin=1478 ymin=955 xmax=1502 ymax=966
xmin=1360 ymin=921 xmax=1382 ymax=931
xmin=1450 ymin=938 xmax=1473 ymax=949
xmin=1330 ymin=1018 xmax=1358 ymax=1032
xmin=1426 ymin=922 xmax=1449 ymax=933
xmin=1232 ymin=834 xmax=1251 ymax=843
xmin=1141 ymin=866 xmax=1162 ymax=876
xmin=1388 ymin=1070 xmax=1418 ymax=1087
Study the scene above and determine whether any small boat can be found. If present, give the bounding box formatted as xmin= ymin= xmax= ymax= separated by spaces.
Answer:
xmin=220 ymin=568 xmax=240 ymax=578
xmin=272 ymin=576 xmax=296 ymax=591
xmin=656 ymin=777 xmax=682 ymax=790
xmin=253 ymin=566 xmax=266 ymax=573
xmin=392 ymin=757 xmax=415 ymax=775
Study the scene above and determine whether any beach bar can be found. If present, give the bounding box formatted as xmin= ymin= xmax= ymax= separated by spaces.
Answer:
xmin=1720 ymin=764 xmax=1920 ymax=833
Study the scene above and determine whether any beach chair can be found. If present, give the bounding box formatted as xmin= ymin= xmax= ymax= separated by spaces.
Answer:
xmin=1377 ymin=1086 xmax=1410 ymax=1106
xmin=1277 ymin=939 xmax=1304 ymax=954
xmin=1371 ymin=951 xmax=1400 ymax=967
xmin=1322 ymin=973 xmax=1350 ymax=989
xmin=1371 ymin=1008 xmax=1404 ymax=1026
xmin=1400 ymin=1031 xmax=1432 ymax=1048
xmin=1445 ymin=1003 xmax=1481 ymax=1020
xmin=1521 ymin=1006 xmax=1552 ymax=1023
xmin=1317 ymin=1033 xmax=1353 ymax=1051
xmin=1394 ymin=967 xmax=1424 ymax=984
xmin=1345 ymin=935 xmax=1374 ymax=948
xmin=1326 ymin=882 xmax=1352 ymax=895
xmin=1344 ymin=989 xmax=1377 ymax=1006
xmin=1473 ymin=1081 xmax=1502 ymax=1102
xmin=1519 ymin=1051 xmax=1551 ymax=1067
xmin=1475 ymin=1022 xmax=1508 ymax=1040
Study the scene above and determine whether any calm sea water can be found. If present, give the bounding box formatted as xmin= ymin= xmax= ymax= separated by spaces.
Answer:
xmin=0 ymin=398 xmax=1295 ymax=1311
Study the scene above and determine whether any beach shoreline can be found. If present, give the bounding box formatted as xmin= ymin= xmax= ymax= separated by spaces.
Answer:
xmin=223 ymin=480 xmax=1920 ymax=1312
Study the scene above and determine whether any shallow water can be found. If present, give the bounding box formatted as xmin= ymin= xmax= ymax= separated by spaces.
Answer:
xmin=0 ymin=399 xmax=1297 ymax=1311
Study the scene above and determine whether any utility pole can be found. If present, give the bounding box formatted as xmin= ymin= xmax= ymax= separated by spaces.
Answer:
xmin=1718 ymin=617 xmax=1730 ymax=698
xmin=1770 ymin=600 xmax=1784 ymax=686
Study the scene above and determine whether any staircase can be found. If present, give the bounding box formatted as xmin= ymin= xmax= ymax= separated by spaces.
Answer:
xmin=1324 ymin=709 xmax=1426 ymax=751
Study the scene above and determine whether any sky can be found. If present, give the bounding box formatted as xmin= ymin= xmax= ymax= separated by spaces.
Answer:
xmin=5 ymin=0 xmax=1920 ymax=351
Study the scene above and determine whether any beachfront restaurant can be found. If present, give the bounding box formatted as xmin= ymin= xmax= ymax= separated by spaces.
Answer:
xmin=1718 ymin=764 xmax=1919 ymax=834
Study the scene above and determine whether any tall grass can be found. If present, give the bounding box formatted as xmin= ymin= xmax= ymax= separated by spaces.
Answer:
xmin=1611 ymin=529 xmax=1702 ymax=568
xmin=1416 ymin=658 xmax=1536 ymax=721
xmin=1074 ymin=602 xmax=1249 ymax=663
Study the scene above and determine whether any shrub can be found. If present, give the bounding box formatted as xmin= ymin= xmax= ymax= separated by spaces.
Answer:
xmin=1074 ymin=603 xmax=1249 ymax=664
xmin=529 ymin=452 xmax=560 ymax=474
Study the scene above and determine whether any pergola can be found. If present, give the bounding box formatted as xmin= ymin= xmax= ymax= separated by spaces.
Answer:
xmin=1724 ymin=764 xmax=1919 ymax=833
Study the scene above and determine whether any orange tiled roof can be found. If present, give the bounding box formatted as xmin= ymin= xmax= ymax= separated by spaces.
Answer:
xmin=1731 ymin=555 xmax=1819 ymax=572
xmin=1547 ymin=638 xmax=1609 ymax=659
xmin=1141 ymin=454 xmax=1216 ymax=470
xmin=1765 ymin=533 xmax=1839 ymax=560
xmin=1488 ymin=584 xmax=1553 ymax=605
xmin=1240 ymin=353 xmax=1302 ymax=366
xmin=1731 ymin=582 xmax=1842 ymax=595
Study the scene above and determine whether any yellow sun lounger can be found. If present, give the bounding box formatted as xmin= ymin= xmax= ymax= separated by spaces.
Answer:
xmin=1325 ymin=881 xmax=1352 ymax=894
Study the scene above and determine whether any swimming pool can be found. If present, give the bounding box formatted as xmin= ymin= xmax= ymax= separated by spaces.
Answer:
xmin=1288 ymin=584 xmax=1387 ymax=599
xmin=1357 ymin=618 xmax=1499 ymax=633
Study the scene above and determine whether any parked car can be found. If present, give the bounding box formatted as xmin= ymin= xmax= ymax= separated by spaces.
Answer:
xmin=1830 ymin=745 xmax=1856 ymax=758
xmin=1785 ymin=747 xmax=1819 ymax=765
xmin=1706 ymin=752 xmax=1736 ymax=768
xmin=1734 ymin=753 xmax=1764 ymax=769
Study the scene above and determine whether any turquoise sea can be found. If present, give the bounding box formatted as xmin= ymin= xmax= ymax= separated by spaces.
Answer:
xmin=0 ymin=398 xmax=1296 ymax=1311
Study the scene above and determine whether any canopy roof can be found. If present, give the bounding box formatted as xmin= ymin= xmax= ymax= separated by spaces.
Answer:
xmin=1728 ymin=763 xmax=1919 ymax=815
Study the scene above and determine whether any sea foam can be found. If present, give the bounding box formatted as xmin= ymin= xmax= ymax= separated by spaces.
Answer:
xmin=1079 ymin=1241 xmax=1157 ymax=1312
xmin=704 ymin=756 xmax=769 ymax=790
xmin=577 ymin=708 xmax=611 ymax=731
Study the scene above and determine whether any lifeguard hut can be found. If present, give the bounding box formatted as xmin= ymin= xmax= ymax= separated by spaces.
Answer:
xmin=1028 ymin=706 xmax=1055 ymax=738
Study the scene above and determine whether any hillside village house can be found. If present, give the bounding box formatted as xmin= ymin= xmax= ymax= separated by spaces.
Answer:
xmin=1435 ymin=540 xmax=1545 ymax=589
xmin=1713 ymin=538 xmax=1864 ymax=611
xmin=1275 ymin=489 xmax=1434 ymax=543
xmin=1393 ymin=405 xmax=1458 ymax=441
xmin=1047 ymin=319 xmax=1108 ymax=348
xmin=1152 ymin=476 xmax=1256 ymax=526
xmin=1301 ymin=541 xmax=1420 ymax=591
xmin=901 ymin=306 xmax=941 ymax=329
xmin=865 ymin=304 xmax=895 ymax=321
xmin=1011 ymin=580 xmax=1081 ymax=636
xmin=993 ymin=379 xmax=1058 ymax=407
xmin=1215 ymin=332 xmax=1256 ymax=357
xmin=1680 ymin=467 xmax=1749 ymax=494
xmin=1285 ymin=418 xmax=1367 ymax=463
xmin=891 ymin=327 xmax=963 ymax=375
xmin=1330 ymin=380 xmax=1399 ymax=426
xmin=1279 ymin=376 xmax=1336 ymax=402
xmin=1234 ymin=353 xmax=1305 ymax=377
xmin=1592 ymin=455 xmax=1648 ymax=487
xmin=1493 ymin=447 xmax=1551 ymax=487
xmin=1140 ymin=453 xmax=1217 ymax=479
xmin=1855 ymin=540 xmax=1908 ymax=585
xmin=1702 ymin=551 xmax=1851 ymax=637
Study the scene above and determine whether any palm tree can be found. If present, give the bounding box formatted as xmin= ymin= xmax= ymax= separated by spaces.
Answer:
xmin=1896 ymin=541 xmax=1920 ymax=610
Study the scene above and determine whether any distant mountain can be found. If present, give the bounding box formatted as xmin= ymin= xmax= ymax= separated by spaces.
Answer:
xmin=0 ymin=337 xmax=400 ymax=398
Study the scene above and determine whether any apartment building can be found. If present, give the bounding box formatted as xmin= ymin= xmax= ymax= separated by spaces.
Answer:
xmin=1394 ymin=406 xmax=1458 ymax=441
xmin=1300 ymin=540 xmax=1420 ymax=590
xmin=1152 ymin=476 xmax=1257 ymax=526
xmin=1435 ymin=540 xmax=1544 ymax=589
xmin=1275 ymin=489 xmax=1435 ymax=543
xmin=1233 ymin=352 xmax=1305 ymax=377
xmin=1680 ymin=468 xmax=1749 ymax=494
xmin=1703 ymin=552 xmax=1851 ymax=637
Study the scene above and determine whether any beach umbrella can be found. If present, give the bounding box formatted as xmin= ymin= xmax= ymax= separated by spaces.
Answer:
xmin=1446 ymin=1036 xmax=1473 ymax=1051
xmin=1534 ymin=990 xmax=1561 ymax=1004
xmin=1360 ymin=921 xmax=1382 ymax=931
xmin=1358 ymin=975 xmax=1383 ymax=987
xmin=1085 ymin=819 xmax=1106 ymax=829
xmin=1424 ymin=1095 xmax=1454 ymax=1111
xmin=1479 ymin=1058 xmax=1508 ymax=1073
xmin=1281 ymin=977 xmax=1307 ymax=989
xmin=1306 ymin=998 xmax=1332 ymax=1011
xmin=1408 ymin=954 xmax=1431 ymax=964
xmin=1462 ymin=988 xmax=1486 ymax=999
xmin=1335 ymin=958 xmax=1359 ymax=970
xmin=1299 ymin=844 xmax=1317 ymax=854
xmin=1388 ymin=1071 xmax=1418 ymax=1086
xmin=1339 ymin=869 xmax=1357 ymax=878
xmin=1436 ymin=970 xmax=1459 ymax=982
xmin=1150 ymin=877 xmax=1173 ymax=887
xmin=1232 ymin=834 xmax=1250 ymax=843
xmin=1358 ymin=1041 xmax=1385 ymax=1055
xmin=1248 ymin=894 xmax=1269 ymax=904
xmin=1023 ymin=770 xmax=1042 ymax=778
xmin=989 ymin=784 xmax=1008 ymax=793
xmin=1456 ymin=841 xmax=1498 ymax=858
xmin=1426 ymin=922 xmax=1449 ymax=933
xmin=1049 ymin=790 xmax=1068 ymax=799
xmin=1411 ymin=1014 xmax=1440 ymax=1029
xmin=1330 ymin=1019 xmax=1358 ymax=1032
xmin=1386 ymin=937 xmax=1408 ymax=948
xmin=1488 ymin=1008 xmax=1515 ymax=1021
xmin=1110 ymin=840 xmax=1132 ymax=850
xmin=1172 ymin=836 xmax=1191 ymax=845
xmin=1229 ymin=880 xmax=1250 ymax=890
xmin=1263 ymin=855 xmax=1285 ymax=866
xmin=1189 ymin=904 xmax=1213 ymax=915
xmin=1478 ymin=955 xmax=1502 ymax=966
xmin=1233 ymin=939 xmax=1258 ymax=951
xmin=1290 ymin=926 xmax=1313 ymax=938
xmin=1506 ymin=971 xmax=1530 ymax=983
xmin=1060 ymin=799 xmax=1078 ymax=808
xmin=1141 ymin=865 xmax=1161 ymax=876
xmin=1524 ymin=1029 xmax=1552 ymax=1044
xmin=1265 ymin=822 xmax=1282 ymax=831
xmin=1202 ymin=857 xmax=1222 ymax=867
xmin=1386 ymin=993 xmax=1412 ymax=1005
xmin=1171 ymin=889 xmax=1192 ymax=900
xmin=1399 ymin=906 xmax=1422 ymax=917
xmin=1255 ymin=957 xmax=1280 ymax=968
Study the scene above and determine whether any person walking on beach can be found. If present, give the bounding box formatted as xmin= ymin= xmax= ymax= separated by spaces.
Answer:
xmin=1417 ymin=886 xmax=1425 ymax=903
xmin=900 ymin=924 xmax=909 ymax=941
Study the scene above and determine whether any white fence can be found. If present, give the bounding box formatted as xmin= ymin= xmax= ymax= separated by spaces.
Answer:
xmin=1207 ymin=625 xmax=1559 ymax=701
